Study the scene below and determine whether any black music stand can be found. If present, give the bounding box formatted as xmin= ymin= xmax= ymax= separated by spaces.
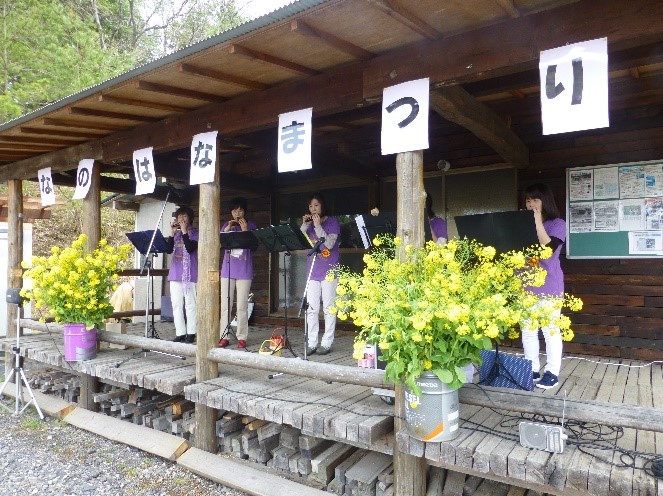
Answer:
xmin=117 ymin=228 xmax=184 ymax=368
xmin=455 ymin=210 xmax=539 ymax=254
xmin=219 ymin=230 xmax=259 ymax=347
xmin=254 ymin=224 xmax=310 ymax=360
xmin=354 ymin=213 xmax=396 ymax=249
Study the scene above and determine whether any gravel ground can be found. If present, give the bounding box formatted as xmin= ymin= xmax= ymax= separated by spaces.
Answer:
xmin=0 ymin=406 xmax=249 ymax=496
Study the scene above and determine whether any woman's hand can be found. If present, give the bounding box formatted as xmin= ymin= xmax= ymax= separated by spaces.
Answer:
xmin=311 ymin=213 xmax=321 ymax=227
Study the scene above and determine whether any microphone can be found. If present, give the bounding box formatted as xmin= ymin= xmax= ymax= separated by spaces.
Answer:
xmin=308 ymin=237 xmax=325 ymax=256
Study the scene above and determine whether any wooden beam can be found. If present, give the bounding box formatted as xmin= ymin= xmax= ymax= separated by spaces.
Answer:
xmin=363 ymin=0 xmax=663 ymax=98
xmin=42 ymin=117 xmax=127 ymax=131
xmin=312 ymin=146 xmax=376 ymax=182
xmin=366 ymin=0 xmax=439 ymax=40
xmin=20 ymin=126 xmax=103 ymax=139
xmin=135 ymin=80 xmax=228 ymax=104
xmin=0 ymin=143 xmax=59 ymax=152
xmin=0 ymin=140 xmax=103 ymax=182
xmin=495 ymin=0 xmax=521 ymax=18
xmin=0 ymin=135 xmax=80 ymax=145
xmin=219 ymin=169 xmax=271 ymax=196
xmin=178 ymin=63 xmax=268 ymax=91
xmin=102 ymin=63 xmax=363 ymax=162
xmin=229 ymin=44 xmax=319 ymax=77
xmin=99 ymin=94 xmax=190 ymax=113
xmin=290 ymin=19 xmax=374 ymax=61
xmin=70 ymin=107 xmax=159 ymax=122
xmin=430 ymin=86 xmax=529 ymax=167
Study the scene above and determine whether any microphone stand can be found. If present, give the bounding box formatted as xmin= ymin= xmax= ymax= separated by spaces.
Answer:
xmin=298 ymin=237 xmax=324 ymax=361
xmin=116 ymin=189 xmax=185 ymax=368
xmin=220 ymin=249 xmax=238 ymax=345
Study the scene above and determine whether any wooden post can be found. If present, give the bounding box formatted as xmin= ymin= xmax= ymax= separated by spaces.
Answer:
xmin=79 ymin=164 xmax=101 ymax=410
xmin=394 ymin=150 xmax=427 ymax=496
xmin=5 ymin=179 xmax=23 ymax=378
xmin=194 ymin=158 xmax=221 ymax=453
xmin=82 ymin=164 xmax=101 ymax=249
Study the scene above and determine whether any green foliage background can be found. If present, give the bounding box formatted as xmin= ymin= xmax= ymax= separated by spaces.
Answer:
xmin=0 ymin=0 xmax=244 ymax=122
xmin=0 ymin=0 xmax=245 ymax=254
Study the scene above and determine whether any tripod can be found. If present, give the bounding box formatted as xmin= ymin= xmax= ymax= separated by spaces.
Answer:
xmin=0 ymin=292 xmax=44 ymax=419
xmin=219 ymin=229 xmax=259 ymax=348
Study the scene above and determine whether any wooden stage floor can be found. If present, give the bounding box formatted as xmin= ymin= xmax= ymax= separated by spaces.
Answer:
xmin=3 ymin=320 xmax=662 ymax=495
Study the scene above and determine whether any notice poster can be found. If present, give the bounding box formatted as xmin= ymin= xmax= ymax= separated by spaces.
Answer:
xmin=619 ymin=165 xmax=646 ymax=199
xmin=645 ymin=197 xmax=663 ymax=230
xmin=628 ymin=231 xmax=663 ymax=255
xmin=593 ymin=200 xmax=619 ymax=232
xmin=619 ymin=199 xmax=645 ymax=231
xmin=569 ymin=170 xmax=594 ymax=201
xmin=644 ymin=163 xmax=663 ymax=197
xmin=569 ymin=201 xmax=594 ymax=233
xmin=593 ymin=167 xmax=619 ymax=200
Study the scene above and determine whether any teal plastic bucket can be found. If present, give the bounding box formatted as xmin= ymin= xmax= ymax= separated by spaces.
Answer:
xmin=63 ymin=323 xmax=97 ymax=361
xmin=404 ymin=372 xmax=460 ymax=442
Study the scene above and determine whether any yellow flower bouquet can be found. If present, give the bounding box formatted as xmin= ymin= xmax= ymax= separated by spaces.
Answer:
xmin=21 ymin=234 xmax=133 ymax=329
xmin=333 ymin=236 xmax=582 ymax=393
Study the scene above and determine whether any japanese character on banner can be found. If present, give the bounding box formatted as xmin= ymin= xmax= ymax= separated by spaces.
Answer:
xmin=73 ymin=159 xmax=94 ymax=200
xmin=277 ymin=108 xmax=312 ymax=173
xmin=381 ymin=78 xmax=429 ymax=155
xmin=37 ymin=167 xmax=56 ymax=207
xmin=190 ymin=130 xmax=218 ymax=185
xmin=540 ymin=38 xmax=608 ymax=135
xmin=133 ymin=146 xmax=156 ymax=196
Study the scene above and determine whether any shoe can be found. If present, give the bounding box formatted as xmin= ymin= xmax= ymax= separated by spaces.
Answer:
xmin=306 ymin=346 xmax=317 ymax=355
xmin=185 ymin=334 xmax=196 ymax=344
xmin=173 ymin=335 xmax=186 ymax=342
xmin=237 ymin=340 xmax=247 ymax=349
xmin=317 ymin=346 xmax=331 ymax=355
xmin=533 ymin=372 xmax=541 ymax=382
xmin=536 ymin=371 xmax=559 ymax=389
xmin=217 ymin=338 xmax=229 ymax=348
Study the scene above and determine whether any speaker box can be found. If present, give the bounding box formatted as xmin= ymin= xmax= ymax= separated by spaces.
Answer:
xmin=519 ymin=421 xmax=566 ymax=453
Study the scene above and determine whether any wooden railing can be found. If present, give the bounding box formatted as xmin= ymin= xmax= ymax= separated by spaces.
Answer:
xmin=17 ymin=319 xmax=663 ymax=435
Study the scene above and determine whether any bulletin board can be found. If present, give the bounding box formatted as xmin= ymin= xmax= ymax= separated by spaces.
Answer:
xmin=566 ymin=159 xmax=663 ymax=258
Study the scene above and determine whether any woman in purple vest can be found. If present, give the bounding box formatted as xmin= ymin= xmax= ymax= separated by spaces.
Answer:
xmin=521 ymin=183 xmax=567 ymax=390
xmin=300 ymin=193 xmax=340 ymax=355
xmin=218 ymin=197 xmax=257 ymax=349
xmin=426 ymin=193 xmax=447 ymax=245
xmin=166 ymin=206 xmax=198 ymax=343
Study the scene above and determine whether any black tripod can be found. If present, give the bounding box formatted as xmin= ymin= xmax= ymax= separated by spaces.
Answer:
xmin=254 ymin=224 xmax=310 ymax=362
xmin=219 ymin=229 xmax=259 ymax=347
xmin=0 ymin=289 xmax=44 ymax=419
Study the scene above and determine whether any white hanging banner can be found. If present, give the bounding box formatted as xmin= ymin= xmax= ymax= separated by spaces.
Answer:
xmin=278 ymin=108 xmax=312 ymax=172
xmin=381 ymin=77 xmax=430 ymax=155
xmin=133 ymin=146 xmax=156 ymax=196
xmin=540 ymin=37 xmax=609 ymax=135
xmin=73 ymin=159 xmax=95 ymax=200
xmin=37 ymin=167 xmax=56 ymax=207
xmin=190 ymin=130 xmax=218 ymax=185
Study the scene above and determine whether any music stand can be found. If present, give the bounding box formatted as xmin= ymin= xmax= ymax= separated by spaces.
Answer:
xmin=354 ymin=213 xmax=396 ymax=249
xmin=455 ymin=210 xmax=539 ymax=254
xmin=117 ymin=228 xmax=184 ymax=367
xmin=219 ymin=230 xmax=259 ymax=347
xmin=253 ymin=224 xmax=310 ymax=361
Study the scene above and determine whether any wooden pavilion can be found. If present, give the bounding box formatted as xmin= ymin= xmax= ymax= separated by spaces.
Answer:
xmin=2 ymin=1 xmax=663 ymax=494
